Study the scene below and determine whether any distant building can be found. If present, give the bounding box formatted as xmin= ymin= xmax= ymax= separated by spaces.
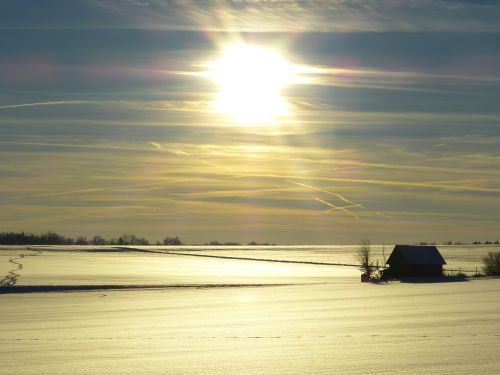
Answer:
xmin=385 ymin=245 xmax=446 ymax=278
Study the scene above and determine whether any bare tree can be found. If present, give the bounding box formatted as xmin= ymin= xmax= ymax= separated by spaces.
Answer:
xmin=163 ymin=236 xmax=182 ymax=245
xmin=356 ymin=239 xmax=374 ymax=281
xmin=90 ymin=235 xmax=106 ymax=245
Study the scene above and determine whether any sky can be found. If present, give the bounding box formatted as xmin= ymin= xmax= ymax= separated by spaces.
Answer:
xmin=1 ymin=0 xmax=500 ymax=244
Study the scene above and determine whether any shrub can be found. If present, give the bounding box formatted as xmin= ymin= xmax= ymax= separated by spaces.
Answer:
xmin=482 ymin=252 xmax=500 ymax=276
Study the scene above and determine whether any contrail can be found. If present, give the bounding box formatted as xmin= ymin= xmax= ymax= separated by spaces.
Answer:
xmin=0 ymin=141 xmax=180 ymax=154
xmin=149 ymin=141 xmax=162 ymax=150
xmin=248 ymin=174 xmax=500 ymax=194
xmin=34 ymin=181 xmax=174 ymax=198
xmin=0 ymin=100 xmax=87 ymax=110
xmin=327 ymin=203 xmax=364 ymax=212
xmin=295 ymin=181 xmax=393 ymax=221
xmin=375 ymin=211 xmax=394 ymax=220
xmin=315 ymin=197 xmax=359 ymax=219
xmin=290 ymin=180 xmax=364 ymax=207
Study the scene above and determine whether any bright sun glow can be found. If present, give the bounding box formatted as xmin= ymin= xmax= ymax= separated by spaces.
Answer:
xmin=208 ymin=44 xmax=297 ymax=125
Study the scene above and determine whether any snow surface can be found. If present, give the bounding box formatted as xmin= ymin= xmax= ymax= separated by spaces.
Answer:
xmin=1 ymin=246 xmax=499 ymax=374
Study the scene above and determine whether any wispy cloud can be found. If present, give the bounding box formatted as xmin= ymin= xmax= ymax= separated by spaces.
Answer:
xmin=231 ymin=174 xmax=500 ymax=195
xmin=302 ymin=66 xmax=500 ymax=92
xmin=2 ymin=1 xmax=500 ymax=32
xmin=307 ymin=66 xmax=500 ymax=84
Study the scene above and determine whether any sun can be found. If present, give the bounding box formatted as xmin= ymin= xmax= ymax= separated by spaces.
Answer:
xmin=207 ymin=44 xmax=297 ymax=125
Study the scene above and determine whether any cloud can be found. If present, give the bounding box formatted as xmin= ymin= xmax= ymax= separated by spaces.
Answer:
xmin=302 ymin=66 xmax=500 ymax=92
xmin=3 ymin=0 xmax=500 ymax=32
xmin=2 ymin=131 xmax=500 ymax=242
xmin=63 ymin=0 xmax=500 ymax=32
xmin=233 ymin=173 xmax=500 ymax=196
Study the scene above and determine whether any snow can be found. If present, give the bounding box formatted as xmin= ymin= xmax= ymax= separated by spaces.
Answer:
xmin=1 ymin=245 xmax=500 ymax=374
xmin=7 ymin=249 xmax=355 ymax=286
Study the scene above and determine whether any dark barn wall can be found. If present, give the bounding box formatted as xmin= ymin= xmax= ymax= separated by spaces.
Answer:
xmin=410 ymin=264 xmax=443 ymax=277
xmin=387 ymin=250 xmax=412 ymax=277
xmin=387 ymin=250 xmax=443 ymax=277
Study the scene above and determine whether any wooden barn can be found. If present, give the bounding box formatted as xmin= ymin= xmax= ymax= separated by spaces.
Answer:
xmin=385 ymin=245 xmax=446 ymax=278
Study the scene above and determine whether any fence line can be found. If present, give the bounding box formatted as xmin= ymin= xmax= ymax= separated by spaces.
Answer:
xmin=444 ymin=267 xmax=481 ymax=276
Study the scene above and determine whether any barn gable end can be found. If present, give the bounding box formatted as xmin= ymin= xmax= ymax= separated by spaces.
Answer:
xmin=385 ymin=245 xmax=446 ymax=277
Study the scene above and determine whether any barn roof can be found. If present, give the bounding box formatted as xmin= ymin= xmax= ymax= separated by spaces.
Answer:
xmin=386 ymin=245 xmax=446 ymax=265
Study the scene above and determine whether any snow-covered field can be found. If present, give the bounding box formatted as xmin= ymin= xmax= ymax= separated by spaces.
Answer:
xmin=1 ymin=245 xmax=499 ymax=374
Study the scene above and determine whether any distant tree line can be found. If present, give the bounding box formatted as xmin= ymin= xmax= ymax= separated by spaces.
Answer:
xmin=415 ymin=241 xmax=500 ymax=245
xmin=0 ymin=231 xmax=273 ymax=246
xmin=204 ymin=240 xmax=274 ymax=246
xmin=0 ymin=231 xmax=184 ymax=246
xmin=0 ymin=231 xmax=75 ymax=245
xmin=162 ymin=236 xmax=183 ymax=245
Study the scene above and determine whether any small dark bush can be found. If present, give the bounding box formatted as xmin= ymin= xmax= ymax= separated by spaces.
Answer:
xmin=482 ymin=252 xmax=500 ymax=276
